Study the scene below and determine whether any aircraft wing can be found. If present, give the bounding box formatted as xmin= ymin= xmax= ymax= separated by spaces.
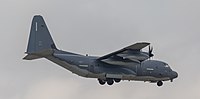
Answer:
xmin=97 ymin=42 xmax=150 ymax=65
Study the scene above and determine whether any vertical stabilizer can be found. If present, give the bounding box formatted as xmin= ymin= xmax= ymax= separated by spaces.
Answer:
xmin=24 ymin=15 xmax=57 ymax=60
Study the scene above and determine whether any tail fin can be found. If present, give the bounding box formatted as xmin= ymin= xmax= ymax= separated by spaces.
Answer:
xmin=23 ymin=15 xmax=57 ymax=60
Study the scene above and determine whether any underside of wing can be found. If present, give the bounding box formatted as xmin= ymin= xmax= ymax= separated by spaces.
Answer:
xmin=97 ymin=42 xmax=151 ymax=66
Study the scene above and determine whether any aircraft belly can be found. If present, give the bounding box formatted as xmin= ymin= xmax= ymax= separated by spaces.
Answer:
xmin=45 ymin=56 xmax=170 ymax=82
xmin=126 ymin=76 xmax=170 ymax=81
xmin=46 ymin=56 xmax=105 ymax=78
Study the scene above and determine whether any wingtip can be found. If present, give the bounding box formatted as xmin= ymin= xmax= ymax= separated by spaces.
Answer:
xmin=34 ymin=15 xmax=42 ymax=17
xmin=137 ymin=42 xmax=150 ymax=45
xmin=33 ymin=15 xmax=43 ymax=19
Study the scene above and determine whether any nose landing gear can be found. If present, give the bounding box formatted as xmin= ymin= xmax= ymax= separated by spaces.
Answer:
xmin=157 ymin=81 xmax=163 ymax=86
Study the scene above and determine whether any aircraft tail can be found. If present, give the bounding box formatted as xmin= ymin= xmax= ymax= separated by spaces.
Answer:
xmin=23 ymin=15 xmax=57 ymax=60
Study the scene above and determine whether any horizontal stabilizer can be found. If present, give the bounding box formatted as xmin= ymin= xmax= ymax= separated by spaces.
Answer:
xmin=23 ymin=54 xmax=43 ymax=60
xmin=23 ymin=49 xmax=54 ymax=60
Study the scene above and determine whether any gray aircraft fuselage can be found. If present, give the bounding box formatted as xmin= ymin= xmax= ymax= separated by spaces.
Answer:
xmin=24 ymin=15 xmax=178 ymax=87
xmin=51 ymin=50 xmax=177 ymax=83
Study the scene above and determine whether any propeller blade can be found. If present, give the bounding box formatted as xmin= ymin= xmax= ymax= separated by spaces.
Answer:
xmin=148 ymin=45 xmax=154 ymax=57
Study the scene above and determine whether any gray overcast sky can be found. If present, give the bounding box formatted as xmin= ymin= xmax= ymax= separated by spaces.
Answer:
xmin=0 ymin=0 xmax=200 ymax=99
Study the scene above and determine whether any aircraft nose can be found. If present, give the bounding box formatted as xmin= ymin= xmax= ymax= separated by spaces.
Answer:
xmin=172 ymin=71 xmax=178 ymax=78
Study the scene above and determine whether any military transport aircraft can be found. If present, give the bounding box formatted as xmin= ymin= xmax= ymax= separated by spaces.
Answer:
xmin=23 ymin=15 xmax=178 ymax=86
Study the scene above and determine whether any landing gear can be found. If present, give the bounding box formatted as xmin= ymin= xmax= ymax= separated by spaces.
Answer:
xmin=157 ymin=81 xmax=163 ymax=86
xmin=107 ymin=78 xmax=114 ymax=85
xmin=98 ymin=79 xmax=106 ymax=85
xmin=114 ymin=78 xmax=121 ymax=83
xmin=98 ymin=78 xmax=120 ymax=85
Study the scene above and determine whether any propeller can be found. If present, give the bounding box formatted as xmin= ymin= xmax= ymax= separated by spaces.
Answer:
xmin=148 ymin=45 xmax=154 ymax=58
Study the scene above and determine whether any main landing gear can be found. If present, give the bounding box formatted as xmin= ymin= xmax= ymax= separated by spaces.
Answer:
xmin=98 ymin=78 xmax=121 ymax=85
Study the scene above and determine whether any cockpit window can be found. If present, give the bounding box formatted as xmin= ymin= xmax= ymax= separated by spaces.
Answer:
xmin=165 ymin=64 xmax=172 ymax=72
xmin=165 ymin=64 xmax=170 ymax=68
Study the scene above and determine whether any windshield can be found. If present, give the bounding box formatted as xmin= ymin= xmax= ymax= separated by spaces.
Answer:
xmin=164 ymin=64 xmax=173 ymax=72
xmin=165 ymin=64 xmax=170 ymax=68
